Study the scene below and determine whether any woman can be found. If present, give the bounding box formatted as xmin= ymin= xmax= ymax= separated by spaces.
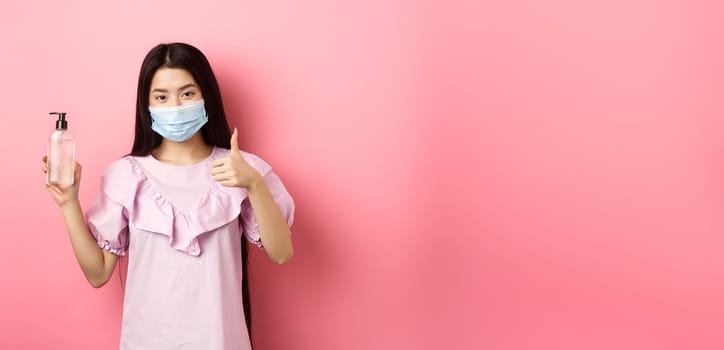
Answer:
xmin=42 ymin=42 xmax=294 ymax=349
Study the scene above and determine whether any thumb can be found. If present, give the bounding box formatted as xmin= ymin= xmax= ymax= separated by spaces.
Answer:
xmin=74 ymin=161 xmax=82 ymax=181
xmin=230 ymin=127 xmax=239 ymax=153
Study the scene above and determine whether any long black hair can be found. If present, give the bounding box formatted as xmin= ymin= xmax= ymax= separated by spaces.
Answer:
xmin=128 ymin=42 xmax=254 ymax=339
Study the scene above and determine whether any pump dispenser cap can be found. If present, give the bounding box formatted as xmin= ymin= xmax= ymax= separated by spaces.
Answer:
xmin=50 ymin=112 xmax=67 ymax=130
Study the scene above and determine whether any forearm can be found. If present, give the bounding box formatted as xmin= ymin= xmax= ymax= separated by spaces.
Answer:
xmin=247 ymin=179 xmax=293 ymax=264
xmin=60 ymin=200 xmax=115 ymax=287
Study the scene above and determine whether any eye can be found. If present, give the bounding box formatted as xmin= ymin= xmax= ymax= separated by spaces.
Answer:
xmin=154 ymin=95 xmax=166 ymax=102
xmin=181 ymin=91 xmax=195 ymax=98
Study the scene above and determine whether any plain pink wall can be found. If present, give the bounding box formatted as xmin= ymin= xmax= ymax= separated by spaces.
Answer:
xmin=1 ymin=0 xmax=724 ymax=349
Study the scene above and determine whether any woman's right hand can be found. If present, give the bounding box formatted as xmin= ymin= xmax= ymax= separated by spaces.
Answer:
xmin=42 ymin=156 xmax=82 ymax=208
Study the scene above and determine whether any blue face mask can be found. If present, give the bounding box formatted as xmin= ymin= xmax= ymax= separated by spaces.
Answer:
xmin=149 ymin=99 xmax=208 ymax=142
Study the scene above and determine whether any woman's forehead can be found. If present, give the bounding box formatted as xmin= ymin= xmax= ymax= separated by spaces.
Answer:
xmin=150 ymin=68 xmax=197 ymax=89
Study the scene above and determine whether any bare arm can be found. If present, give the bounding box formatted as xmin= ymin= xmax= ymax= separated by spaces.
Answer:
xmin=60 ymin=199 xmax=119 ymax=287
xmin=246 ymin=176 xmax=294 ymax=264
xmin=43 ymin=157 xmax=118 ymax=287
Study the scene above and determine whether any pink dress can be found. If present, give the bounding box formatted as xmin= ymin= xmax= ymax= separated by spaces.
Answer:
xmin=85 ymin=147 xmax=294 ymax=350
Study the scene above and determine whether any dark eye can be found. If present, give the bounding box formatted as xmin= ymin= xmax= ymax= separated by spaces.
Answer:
xmin=154 ymin=95 xmax=166 ymax=101
xmin=181 ymin=91 xmax=195 ymax=98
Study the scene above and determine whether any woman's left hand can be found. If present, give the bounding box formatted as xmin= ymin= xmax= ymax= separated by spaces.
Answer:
xmin=211 ymin=127 xmax=263 ymax=189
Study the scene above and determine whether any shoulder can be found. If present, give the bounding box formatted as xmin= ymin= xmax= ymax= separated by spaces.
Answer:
xmin=98 ymin=157 xmax=143 ymax=203
xmin=103 ymin=156 xmax=134 ymax=173
xmin=216 ymin=148 xmax=273 ymax=176
xmin=101 ymin=157 xmax=137 ymax=181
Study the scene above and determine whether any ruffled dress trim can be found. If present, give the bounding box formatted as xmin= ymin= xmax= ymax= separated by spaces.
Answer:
xmin=120 ymin=147 xmax=271 ymax=256
xmin=97 ymin=237 xmax=127 ymax=256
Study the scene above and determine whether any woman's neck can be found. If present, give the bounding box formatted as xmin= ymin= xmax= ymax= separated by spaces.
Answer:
xmin=151 ymin=132 xmax=214 ymax=166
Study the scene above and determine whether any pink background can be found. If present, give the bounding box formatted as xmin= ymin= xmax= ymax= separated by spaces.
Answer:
xmin=1 ymin=0 xmax=723 ymax=349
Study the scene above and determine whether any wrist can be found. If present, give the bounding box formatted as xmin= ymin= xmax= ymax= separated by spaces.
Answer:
xmin=245 ymin=175 xmax=267 ymax=195
xmin=60 ymin=198 xmax=81 ymax=212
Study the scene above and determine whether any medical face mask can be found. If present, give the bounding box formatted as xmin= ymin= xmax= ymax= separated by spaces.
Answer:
xmin=149 ymin=99 xmax=208 ymax=142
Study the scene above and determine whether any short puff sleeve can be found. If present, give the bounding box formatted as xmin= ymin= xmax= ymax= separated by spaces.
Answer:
xmin=239 ymin=152 xmax=295 ymax=248
xmin=85 ymin=158 xmax=135 ymax=256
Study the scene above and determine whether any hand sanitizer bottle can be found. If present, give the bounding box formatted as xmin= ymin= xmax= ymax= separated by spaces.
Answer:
xmin=47 ymin=112 xmax=75 ymax=186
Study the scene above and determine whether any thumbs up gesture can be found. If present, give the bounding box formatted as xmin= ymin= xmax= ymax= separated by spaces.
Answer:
xmin=211 ymin=128 xmax=263 ymax=189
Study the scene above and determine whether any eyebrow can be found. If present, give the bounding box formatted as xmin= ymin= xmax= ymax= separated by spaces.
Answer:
xmin=151 ymin=83 xmax=197 ymax=93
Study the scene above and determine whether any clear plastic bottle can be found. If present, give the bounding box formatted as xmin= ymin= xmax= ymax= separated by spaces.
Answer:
xmin=47 ymin=112 xmax=75 ymax=186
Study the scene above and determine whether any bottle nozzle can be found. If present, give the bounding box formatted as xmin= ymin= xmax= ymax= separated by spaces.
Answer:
xmin=50 ymin=112 xmax=68 ymax=130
